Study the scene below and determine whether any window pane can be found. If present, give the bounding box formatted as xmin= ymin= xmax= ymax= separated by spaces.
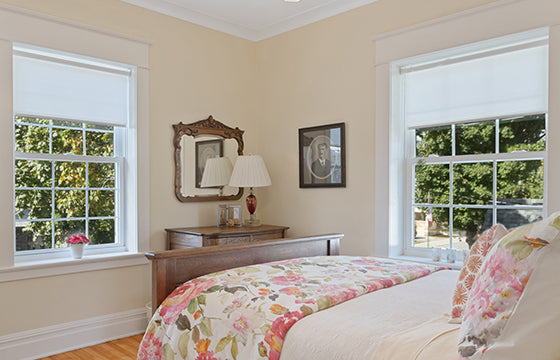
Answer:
xmin=453 ymin=162 xmax=493 ymax=205
xmin=15 ymin=124 xmax=50 ymax=153
xmin=55 ymin=190 xmax=86 ymax=218
xmin=499 ymin=114 xmax=546 ymax=153
xmin=415 ymin=126 xmax=451 ymax=157
xmin=497 ymin=160 xmax=543 ymax=206
xmin=415 ymin=163 xmax=449 ymax=204
xmin=456 ymin=121 xmax=495 ymax=155
xmin=86 ymin=131 xmax=114 ymax=156
xmin=15 ymin=116 xmax=50 ymax=125
xmin=89 ymin=219 xmax=115 ymax=244
xmin=53 ymin=119 xmax=82 ymax=128
xmin=15 ymin=160 xmax=52 ymax=188
xmin=413 ymin=206 xmax=449 ymax=248
xmin=15 ymin=221 xmax=52 ymax=250
xmin=54 ymin=220 xmax=86 ymax=248
xmin=496 ymin=209 xmax=542 ymax=229
xmin=453 ymin=208 xmax=488 ymax=248
xmin=88 ymin=190 xmax=115 ymax=217
xmin=89 ymin=163 xmax=115 ymax=188
xmin=15 ymin=190 xmax=51 ymax=219
xmin=52 ymin=128 xmax=83 ymax=155
xmin=55 ymin=161 xmax=86 ymax=188
xmin=86 ymin=123 xmax=113 ymax=131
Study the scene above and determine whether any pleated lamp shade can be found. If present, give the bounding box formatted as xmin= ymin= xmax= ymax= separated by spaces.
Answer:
xmin=200 ymin=157 xmax=233 ymax=187
xmin=229 ymin=155 xmax=271 ymax=188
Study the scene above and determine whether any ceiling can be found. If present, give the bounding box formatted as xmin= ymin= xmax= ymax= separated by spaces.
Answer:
xmin=121 ymin=0 xmax=379 ymax=41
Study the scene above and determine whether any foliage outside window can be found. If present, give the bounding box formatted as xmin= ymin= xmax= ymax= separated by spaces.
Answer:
xmin=15 ymin=116 xmax=120 ymax=252
xmin=412 ymin=114 xmax=545 ymax=251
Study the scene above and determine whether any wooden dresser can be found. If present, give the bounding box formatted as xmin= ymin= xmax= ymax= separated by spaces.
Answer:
xmin=165 ymin=224 xmax=289 ymax=249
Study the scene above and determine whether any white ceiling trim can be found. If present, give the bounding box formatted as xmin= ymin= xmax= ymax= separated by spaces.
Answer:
xmin=254 ymin=0 xmax=379 ymax=41
xmin=122 ymin=0 xmax=379 ymax=41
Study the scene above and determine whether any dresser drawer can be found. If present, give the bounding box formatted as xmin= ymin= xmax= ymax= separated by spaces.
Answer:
xmin=165 ymin=225 xmax=289 ymax=250
xmin=206 ymin=235 xmax=251 ymax=246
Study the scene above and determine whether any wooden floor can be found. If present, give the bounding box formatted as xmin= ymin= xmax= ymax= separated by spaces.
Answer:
xmin=38 ymin=334 xmax=144 ymax=360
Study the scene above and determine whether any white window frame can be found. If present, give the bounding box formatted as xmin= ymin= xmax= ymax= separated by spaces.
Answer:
xmin=14 ymin=118 xmax=126 ymax=258
xmin=375 ymin=26 xmax=553 ymax=260
xmin=12 ymin=45 xmax=137 ymax=264
xmin=403 ymin=116 xmax=547 ymax=258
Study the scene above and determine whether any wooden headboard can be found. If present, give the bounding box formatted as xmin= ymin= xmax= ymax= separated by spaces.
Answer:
xmin=145 ymin=233 xmax=343 ymax=311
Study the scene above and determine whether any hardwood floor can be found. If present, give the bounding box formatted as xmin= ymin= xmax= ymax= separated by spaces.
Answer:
xmin=38 ymin=334 xmax=144 ymax=360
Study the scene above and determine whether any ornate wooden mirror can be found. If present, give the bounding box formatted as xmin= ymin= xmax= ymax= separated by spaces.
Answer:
xmin=173 ymin=115 xmax=244 ymax=202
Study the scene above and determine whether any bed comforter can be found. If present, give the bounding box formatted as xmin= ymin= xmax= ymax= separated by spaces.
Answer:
xmin=138 ymin=256 xmax=446 ymax=360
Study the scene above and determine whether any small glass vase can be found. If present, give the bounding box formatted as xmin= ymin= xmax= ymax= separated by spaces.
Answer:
xmin=70 ymin=243 xmax=85 ymax=259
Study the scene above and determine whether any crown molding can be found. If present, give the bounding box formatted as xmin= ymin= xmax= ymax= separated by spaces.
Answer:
xmin=122 ymin=0 xmax=379 ymax=41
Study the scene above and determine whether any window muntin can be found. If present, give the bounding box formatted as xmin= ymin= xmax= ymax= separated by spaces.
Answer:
xmin=411 ymin=114 xmax=545 ymax=251
xmin=14 ymin=116 xmax=121 ymax=252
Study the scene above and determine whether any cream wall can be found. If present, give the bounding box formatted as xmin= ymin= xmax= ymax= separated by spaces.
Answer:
xmin=0 ymin=0 xmax=512 ymax=340
xmin=255 ymin=0 xmax=499 ymax=255
xmin=0 ymin=0 xmax=256 ymax=336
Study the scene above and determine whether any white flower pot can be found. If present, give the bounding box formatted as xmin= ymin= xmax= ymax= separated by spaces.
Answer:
xmin=70 ymin=243 xmax=85 ymax=259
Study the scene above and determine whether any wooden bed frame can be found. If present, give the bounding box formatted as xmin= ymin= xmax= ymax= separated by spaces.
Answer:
xmin=145 ymin=233 xmax=343 ymax=311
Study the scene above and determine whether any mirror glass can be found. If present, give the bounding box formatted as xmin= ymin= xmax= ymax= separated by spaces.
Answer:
xmin=181 ymin=135 xmax=239 ymax=197
xmin=173 ymin=116 xmax=244 ymax=202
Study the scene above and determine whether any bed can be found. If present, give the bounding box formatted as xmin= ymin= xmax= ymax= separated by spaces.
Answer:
xmin=139 ymin=234 xmax=461 ymax=359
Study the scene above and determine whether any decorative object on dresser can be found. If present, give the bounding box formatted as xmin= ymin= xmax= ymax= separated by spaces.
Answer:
xmin=173 ymin=115 xmax=244 ymax=202
xmin=299 ymin=122 xmax=346 ymax=188
xmin=228 ymin=154 xmax=272 ymax=226
xmin=165 ymin=224 xmax=289 ymax=249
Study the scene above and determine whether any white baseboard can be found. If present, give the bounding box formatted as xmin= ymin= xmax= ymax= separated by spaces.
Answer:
xmin=0 ymin=308 xmax=147 ymax=360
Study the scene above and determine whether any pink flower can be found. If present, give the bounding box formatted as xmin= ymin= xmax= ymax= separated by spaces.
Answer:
xmin=264 ymin=311 xmax=305 ymax=360
xmin=279 ymin=286 xmax=302 ymax=296
xmin=159 ymin=280 xmax=216 ymax=325
xmin=270 ymin=273 xmax=307 ymax=285
xmin=194 ymin=351 xmax=219 ymax=360
xmin=137 ymin=333 xmax=163 ymax=360
xmin=67 ymin=234 xmax=89 ymax=244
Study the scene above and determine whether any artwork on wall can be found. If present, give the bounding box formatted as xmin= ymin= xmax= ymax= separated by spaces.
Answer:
xmin=299 ymin=122 xmax=346 ymax=188
xmin=195 ymin=139 xmax=223 ymax=188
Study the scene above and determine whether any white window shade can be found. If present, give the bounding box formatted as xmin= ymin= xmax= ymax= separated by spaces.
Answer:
xmin=13 ymin=53 xmax=130 ymax=126
xmin=404 ymin=44 xmax=548 ymax=128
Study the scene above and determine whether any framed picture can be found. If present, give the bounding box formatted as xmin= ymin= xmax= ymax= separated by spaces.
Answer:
xmin=299 ymin=122 xmax=346 ymax=188
xmin=195 ymin=139 xmax=223 ymax=188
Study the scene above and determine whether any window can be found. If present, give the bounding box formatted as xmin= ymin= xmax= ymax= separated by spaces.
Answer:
xmin=13 ymin=44 xmax=135 ymax=258
xmin=394 ymin=30 xmax=549 ymax=257
xmin=411 ymin=115 xmax=545 ymax=252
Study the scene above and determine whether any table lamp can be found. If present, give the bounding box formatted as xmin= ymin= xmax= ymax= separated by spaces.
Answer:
xmin=200 ymin=156 xmax=233 ymax=196
xmin=229 ymin=155 xmax=271 ymax=226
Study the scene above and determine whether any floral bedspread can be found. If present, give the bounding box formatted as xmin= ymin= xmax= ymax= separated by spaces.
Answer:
xmin=138 ymin=256 xmax=444 ymax=360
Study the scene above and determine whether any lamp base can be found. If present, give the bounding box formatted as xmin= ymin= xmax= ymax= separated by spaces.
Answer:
xmin=244 ymin=213 xmax=261 ymax=227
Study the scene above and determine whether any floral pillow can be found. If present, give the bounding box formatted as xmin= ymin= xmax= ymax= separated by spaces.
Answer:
xmin=450 ymin=224 xmax=508 ymax=323
xmin=457 ymin=212 xmax=560 ymax=359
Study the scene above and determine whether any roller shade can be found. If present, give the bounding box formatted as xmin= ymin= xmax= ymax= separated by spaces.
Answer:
xmin=13 ymin=47 xmax=131 ymax=126
xmin=404 ymin=43 xmax=548 ymax=128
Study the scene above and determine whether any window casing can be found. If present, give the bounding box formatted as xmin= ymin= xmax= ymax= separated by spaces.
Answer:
xmin=392 ymin=29 xmax=549 ymax=258
xmin=13 ymin=44 xmax=135 ymax=260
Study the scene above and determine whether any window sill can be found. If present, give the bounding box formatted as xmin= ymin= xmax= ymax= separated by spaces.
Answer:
xmin=0 ymin=252 xmax=149 ymax=282
xmin=391 ymin=255 xmax=463 ymax=270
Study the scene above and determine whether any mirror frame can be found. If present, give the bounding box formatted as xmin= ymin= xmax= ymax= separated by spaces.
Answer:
xmin=173 ymin=115 xmax=244 ymax=202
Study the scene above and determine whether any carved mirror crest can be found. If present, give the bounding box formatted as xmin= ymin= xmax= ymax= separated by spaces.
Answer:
xmin=173 ymin=115 xmax=244 ymax=202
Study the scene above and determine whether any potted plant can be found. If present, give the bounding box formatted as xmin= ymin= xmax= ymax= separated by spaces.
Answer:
xmin=67 ymin=234 xmax=89 ymax=259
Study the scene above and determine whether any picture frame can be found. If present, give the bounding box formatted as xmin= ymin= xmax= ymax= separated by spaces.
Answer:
xmin=195 ymin=139 xmax=223 ymax=188
xmin=299 ymin=122 xmax=346 ymax=188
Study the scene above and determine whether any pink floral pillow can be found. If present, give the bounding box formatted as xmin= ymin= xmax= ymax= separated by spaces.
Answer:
xmin=458 ymin=212 xmax=560 ymax=359
xmin=450 ymin=224 xmax=508 ymax=323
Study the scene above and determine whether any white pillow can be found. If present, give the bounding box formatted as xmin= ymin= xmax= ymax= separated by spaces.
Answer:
xmin=482 ymin=233 xmax=560 ymax=359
